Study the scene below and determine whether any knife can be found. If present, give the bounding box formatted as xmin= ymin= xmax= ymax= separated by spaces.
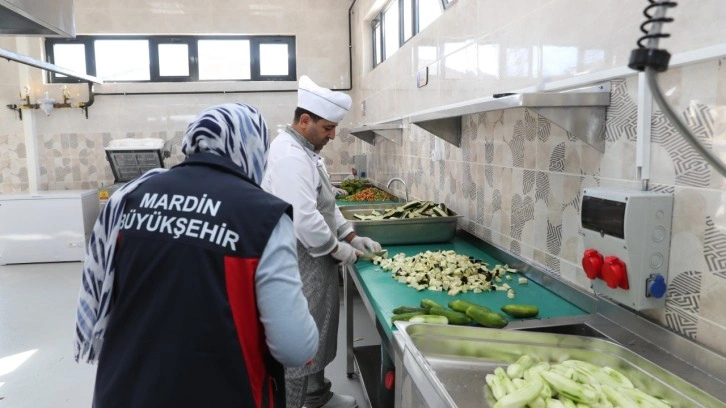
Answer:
xmin=359 ymin=250 xmax=388 ymax=261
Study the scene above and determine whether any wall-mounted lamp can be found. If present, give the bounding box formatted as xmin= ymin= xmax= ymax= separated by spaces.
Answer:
xmin=6 ymin=83 xmax=95 ymax=121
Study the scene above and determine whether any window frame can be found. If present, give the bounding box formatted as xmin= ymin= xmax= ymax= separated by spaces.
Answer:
xmin=45 ymin=35 xmax=297 ymax=84
xmin=371 ymin=0 xmax=445 ymax=68
xmin=442 ymin=0 xmax=457 ymax=9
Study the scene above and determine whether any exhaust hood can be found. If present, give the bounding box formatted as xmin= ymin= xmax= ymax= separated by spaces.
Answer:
xmin=0 ymin=0 xmax=75 ymax=37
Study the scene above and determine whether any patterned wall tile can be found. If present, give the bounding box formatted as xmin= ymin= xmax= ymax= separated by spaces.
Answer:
xmin=665 ymin=270 xmax=701 ymax=340
xmin=604 ymin=79 xmax=638 ymax=143
xmin=703 ymin=216 xmax=726 ymax=276
xmin=652 ymin=107 xmax=713 ymax=188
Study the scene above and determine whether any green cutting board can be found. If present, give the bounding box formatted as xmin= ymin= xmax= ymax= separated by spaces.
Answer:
xmin=352 ymin=237 xmax=587 ymax=341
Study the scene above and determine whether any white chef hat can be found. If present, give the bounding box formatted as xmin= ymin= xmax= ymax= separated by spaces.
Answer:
xmin=297 ymin=75 xmax=352 ymax=123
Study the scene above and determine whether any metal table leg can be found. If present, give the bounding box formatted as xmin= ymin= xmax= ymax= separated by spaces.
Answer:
xmin=344 ymin=265 xmax=356 ymax=378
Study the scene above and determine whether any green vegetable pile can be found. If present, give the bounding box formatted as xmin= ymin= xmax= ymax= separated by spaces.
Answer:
xmin=486 ymin=356 xmax=672 ymax=408
xmin=339 ymin=178 xmax=371 ymax=195
xmin=391 ymin=298 xmax=540 ymax=328
xmin=339 ymin=187 xmax=396 ymax=202
xmin=352 ymin=200 xmax=451 ymax=219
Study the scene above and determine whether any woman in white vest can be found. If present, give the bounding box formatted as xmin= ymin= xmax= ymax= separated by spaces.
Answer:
xmin=262 ymin=76 xmax=382 ymax=408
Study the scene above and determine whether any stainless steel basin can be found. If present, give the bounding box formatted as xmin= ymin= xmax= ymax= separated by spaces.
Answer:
xmin=340 ymin=203 xmax=462 ymax=245
xmin=393 ymin=321 xmax=725 ymax=408
xmin=518 ymin=322 xmax=609 ymax=339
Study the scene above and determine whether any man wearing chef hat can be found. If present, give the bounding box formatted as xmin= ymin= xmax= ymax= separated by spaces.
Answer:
xmin=263 ymin=76 xmax=382 ymax=408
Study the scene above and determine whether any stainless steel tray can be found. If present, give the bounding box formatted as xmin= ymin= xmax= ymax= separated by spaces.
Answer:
xmin=393 ymin=322 xmax=724 ymax=408
xmin=340 ymin=203 xmax=462 ymax=245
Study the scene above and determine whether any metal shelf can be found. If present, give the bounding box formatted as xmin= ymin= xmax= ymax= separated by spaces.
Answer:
xmin=349 ymin=121 xmax=404 ymax=146
xmin=0 ymin=48 xmax=103 ymax=84
xmin=408 ymin=82 xmax=611 ymax=152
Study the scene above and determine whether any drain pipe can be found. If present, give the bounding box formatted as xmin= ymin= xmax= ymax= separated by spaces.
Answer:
xmin=333 ymin=0 xmax=357 ymax=91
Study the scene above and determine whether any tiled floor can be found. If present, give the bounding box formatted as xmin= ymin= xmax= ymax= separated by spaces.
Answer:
xmin=0 ymin=262 xmax=380 ymax=407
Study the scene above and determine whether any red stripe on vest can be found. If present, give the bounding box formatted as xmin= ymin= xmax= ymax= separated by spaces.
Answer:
xmin=224 ymin=256 xmax=270 ymax=408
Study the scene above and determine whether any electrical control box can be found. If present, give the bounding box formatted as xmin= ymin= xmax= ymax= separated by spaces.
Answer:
xmin=580 ymin=187 xmax=673 ymax=310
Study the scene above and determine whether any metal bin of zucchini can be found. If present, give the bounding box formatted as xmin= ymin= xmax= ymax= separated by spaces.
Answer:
xmin=340 ymin=200 xmax=463 ymax=245
xmin=390 ymin=298 xmax=539 ymax=328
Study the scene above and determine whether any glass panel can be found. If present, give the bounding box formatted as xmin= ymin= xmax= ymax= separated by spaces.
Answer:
xmin=52 ymin=43 xmax=86 ymax=77
xmin=418 ymin=0 xmax=442 ymax=32
xmin=259 ymin=43 xmax=289 ymax=76
xmin=95 ymin=39 xmax=150 ymax=81
xmin=384 ymin=3 xmax=400 ymax=60
xmin=198 ymin=39 xmax=251 ymax=80
xmin=158 ymin=43 xmax=189 ymax=76
xmin=403 ymin=0 xmax=413 ymax=41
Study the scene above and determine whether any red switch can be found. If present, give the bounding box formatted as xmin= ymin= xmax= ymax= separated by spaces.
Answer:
xmin=384 ymin=370 xmax=395 ymax=390
xmin=601 ymin=256 xmax=629 ymax=289
xmin=582 ymin=249 xmax=603 ymax=280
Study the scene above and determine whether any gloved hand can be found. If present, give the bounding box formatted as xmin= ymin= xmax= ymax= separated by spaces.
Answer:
xmin=332 ymin=187 xmax=348 ymax=197
xmin=331 ymin=241 xmax=360 ymax=265
xmin=351 ymin=236 xmax=382 ymax=253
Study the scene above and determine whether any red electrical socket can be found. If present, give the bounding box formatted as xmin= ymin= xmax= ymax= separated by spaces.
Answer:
xmin=601 ymin=256 xmax=629 ymax=289
xmin=582 ymin=249 xmax=603 ymax=280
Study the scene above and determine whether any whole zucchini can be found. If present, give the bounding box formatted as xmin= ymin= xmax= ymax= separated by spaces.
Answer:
xmin=390 ymin=311 xmax=426 ymax=324
xmin=448 ymin=299 xmax=493 ymax=314
xmin=466 ymin=306 xmax=508 ymax=328
xmin=420 ymin=298 xmax=445 ymax=311
xmin=408 ymin=314 xmax=449 ymax=325
xmin=392 ymin=306 xmax=427 ymax=315
xmin=429 ymin=306 xmax=472 ymax=325
xmin=501 ymin=304 xmax=539 ymax=318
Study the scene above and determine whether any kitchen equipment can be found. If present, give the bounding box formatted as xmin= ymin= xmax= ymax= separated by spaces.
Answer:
xmin=393 ymin=321 xmax=724 ymax=408
xmin=580 ymin=187 xmax=673 ymax=310
xmin=0 ymin=0 xmax=75 ymax=37
xmin=340 ymin=203 xmax=461 ymax=245
xmin=100 ymin=138 xmax=168 ymax=208
xmin=105 ymin=138 xmax=167 ymax=183
xmin=0 ymin=190 xmax=99 ymax=264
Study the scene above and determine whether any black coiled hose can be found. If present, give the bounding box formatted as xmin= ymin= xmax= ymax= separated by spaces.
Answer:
xmin=629 ymin=0 xmax=677 ymax=72
xmin=630 ymin=1 xmax=726 ymax=179
xmin=636 ymin=0 xmax=677 ymax=49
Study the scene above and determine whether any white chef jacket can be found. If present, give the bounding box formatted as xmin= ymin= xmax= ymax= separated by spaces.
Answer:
xmin=262 ymin=127 xmax=354 ymax=257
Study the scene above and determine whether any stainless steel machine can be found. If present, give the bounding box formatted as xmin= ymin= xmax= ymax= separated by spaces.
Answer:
xmin=99 ymin=138 xmax=169 ymax=207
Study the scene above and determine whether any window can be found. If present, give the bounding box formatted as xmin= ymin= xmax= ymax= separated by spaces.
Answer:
xmin=45 ymin=35 xmax=296 ymax=83
xmin=402 ymin=0 xmax=413 ymax=42
xmin=50 ymin=43 xmax=85 ymax=78
xmin=198 ymin=39 xmax=251 ymax=80
xmin=157 ymin=43 xmax=190 ymax=77
xmin=418 ymin=0 xmax=443 ymax=32
xmin=383 ymin=3 xmax=400 ymax=60
xmin=371 ymin=0 xmax=445 ymax=68
xmin=95 ymin=39 xmax=150 ymax=81
xmin=373 ymin=20 xmax=383 ymax=66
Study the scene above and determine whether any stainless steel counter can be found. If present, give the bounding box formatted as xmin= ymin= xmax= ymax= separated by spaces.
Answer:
xmin=344 ymin=230 xmax=726 ymax=407
xmin=392 ymin=320 xmax=725 ymax=407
